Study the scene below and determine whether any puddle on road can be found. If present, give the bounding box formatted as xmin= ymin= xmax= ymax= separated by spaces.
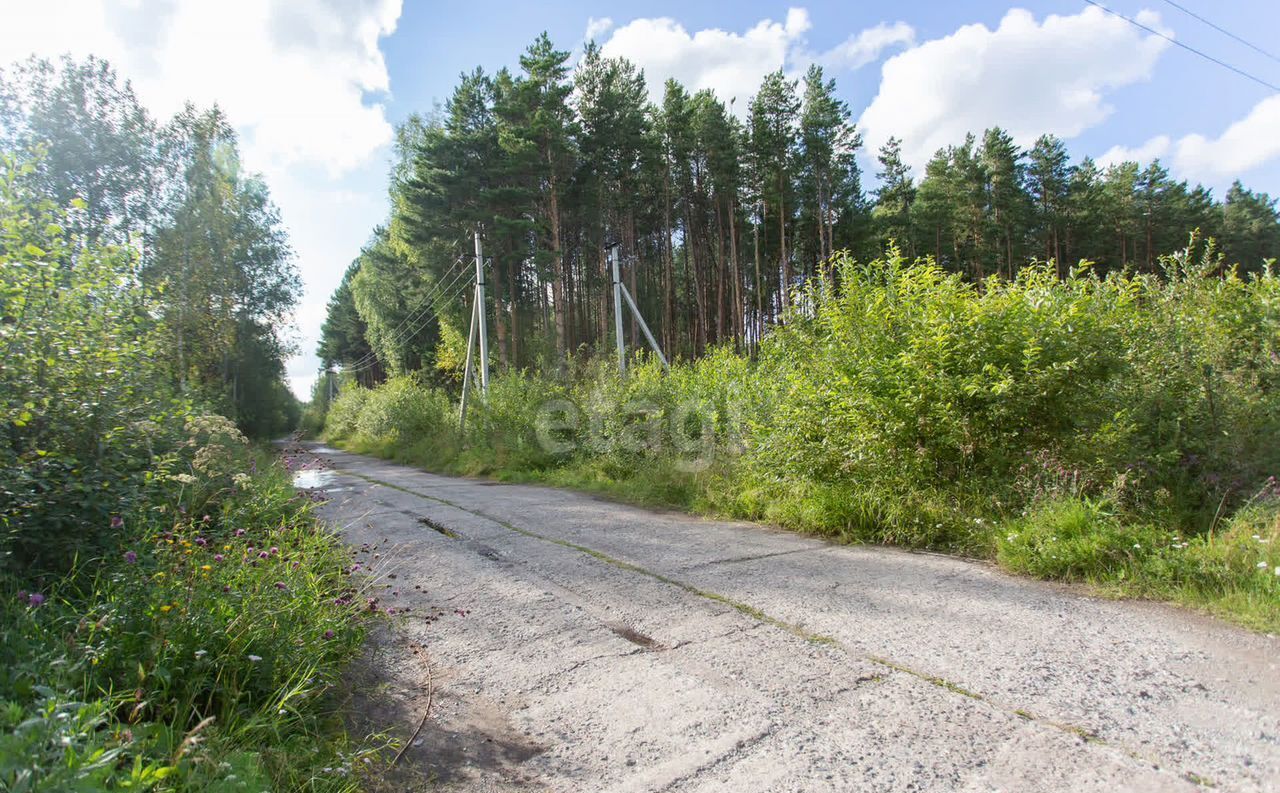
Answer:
xmin=312 ymin=445 xmax=341 ymax=454
xmin=293 ymin=468 xmax=337 ymax=490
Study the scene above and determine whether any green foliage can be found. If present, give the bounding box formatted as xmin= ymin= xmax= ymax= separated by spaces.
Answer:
xmin=0 ymin=66 xmax=364 ymax=787
xmin=0 ymin=153 xmax=176 ymax=566
xmin=1 ymin=57 xmax=301 ymax=439
xmin=328 ymin=247 xmax=1280 ymax=630
xmin=1 ymin=444 xmax=372 ymax=791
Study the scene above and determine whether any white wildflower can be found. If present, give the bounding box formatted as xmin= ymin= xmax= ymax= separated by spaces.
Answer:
xmin=1257 ymin=561 xmax=1269 ymax=569
xmin=194 ymin=649 xmax=207 ymax=658
xmin=247 ymin=654 xmax=263 ymax=662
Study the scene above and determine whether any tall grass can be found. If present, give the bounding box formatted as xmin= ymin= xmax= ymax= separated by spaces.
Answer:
xmin=1 ymin=442 xmax=374 ymax=791
xmin=324 ymin=245 xmax=1280 ymax=630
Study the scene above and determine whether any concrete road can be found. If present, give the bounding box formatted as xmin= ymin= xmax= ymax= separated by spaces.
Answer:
xmin=295 ymin=443 xmax=1280 ymax=792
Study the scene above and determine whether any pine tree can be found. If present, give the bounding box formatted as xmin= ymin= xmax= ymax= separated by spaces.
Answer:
xmin=498 ymin=33 xmax=577 ymax=362
xmin=1026 ymin=134 xmax=1071 ymax=273
xmin=979 ymin=127 xmax=1029 ymax=277
xmin=748 ymin=70 xmax=800 ymax=316
xmin=873 ymin=137 xmax=915 ymax=256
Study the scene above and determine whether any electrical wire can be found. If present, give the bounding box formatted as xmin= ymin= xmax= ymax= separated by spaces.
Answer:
xmin=1158 ymin=0 xmax=1280 ymax=66
xmin=340 ymin=257 xmax=473 ymax=373
xmin=1083 ymin=0 xmax=1280 ymax=93
xmin=342 ymin=261 xmax=480 ymax=374
xmin=341 ymin=253 xmax=471 ymax=371
xmin=342 ymin=253 xmax=470 ymax=371
xmin=341 ymin=269 xmax=471 ymax=374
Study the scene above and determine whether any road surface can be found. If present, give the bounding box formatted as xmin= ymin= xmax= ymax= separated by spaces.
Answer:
xmin=292 ymin=442 xmax=1279 ymax=792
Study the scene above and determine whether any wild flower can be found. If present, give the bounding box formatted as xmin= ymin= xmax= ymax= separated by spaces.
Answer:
xmin=26 ymin=592 xmax=44 ymax=607
xmin=160 ymin=605 xmax=172 ymax=613
xmin=124 ymin=550 xmax=137 ymax=564
xmin=200 ymin=565 xmax=212 ymax=571
xmin=274 ymin=582 xmax=287 ymax=590
xmin=247 ymin=654 xmax=262 ymax=662
xmin=214 ymin=554 xmax=224 ymax=562
xmin=323 ymin=629 xmax=335 ymax=640
xmin=194 ymin=650 xmax=207 ymax=658
xmin=1257 ymin=561 xmax=1269 ymax=569
xmin=258 ymin=551 xmax=269 ymax=559
xmin=234 ymin=528 xmax=246 ymax=537
xmin=195 ymin=538 xmax=207 ymax=547
xmin=269 ymin=546 xmax=279 ymax=555
xmin=110 ymin=515 xmax=124 ymax=529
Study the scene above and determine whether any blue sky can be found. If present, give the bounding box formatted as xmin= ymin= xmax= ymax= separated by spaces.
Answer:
xmin=3 ymin=1 xmax=1279 ymax=398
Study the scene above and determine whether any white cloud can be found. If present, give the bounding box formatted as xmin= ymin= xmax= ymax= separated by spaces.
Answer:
xmin=1173 ymin=94 xmax=1280 ymax=183
xmin=595 ymin=7 xmax=911 ymax=110
xmin=1098 ymin=135 xmax=1173 ymax=169
xmin=0 ymin=0 xmax=403 ymax=398
xmin=858 ymin=7 xmax=1171 ymax=168
xmin=598 ymin=8 xmax=813 ymax=106
xmin=584 ymin=17 xmax=615 ymax=43
xmin=1096 ymin=94 xmax=1280 ymax=187
xmin=813 ymin=21 xmax=915 ymax=71
xmin=0 ymin=0 xmax=400 ymax=176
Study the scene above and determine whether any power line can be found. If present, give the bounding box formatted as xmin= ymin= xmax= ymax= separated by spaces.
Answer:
xmin=342 ymin=268 xmax=471 ymax=374
xmin=342 ymin=258 xmax=473 ymax=373
xmin=343 ymin=261 xmax=479 ymax=375
xmin=1083 ymin=0 xmax=1280 ymax=93
xmin=341 ymin=255 xmax=467 ymax=372
xmin=341 ymin=253 xmax=471 ymax=371
xmin=1158 ymin=0 xmax=1280 ymax=66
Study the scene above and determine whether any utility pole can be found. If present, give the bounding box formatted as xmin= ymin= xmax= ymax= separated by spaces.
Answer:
xmin=475 ymin=230 xmax=489 ymax=394
xmin=609 ymin=243 xmax=669 ymax=374
xmin=459 ymin=230 xmax=489 ymax=430
xmin=610 ymin=244 xmax=626 ymax=374
xmin=458 ymin=277 xmax=478 ymax=430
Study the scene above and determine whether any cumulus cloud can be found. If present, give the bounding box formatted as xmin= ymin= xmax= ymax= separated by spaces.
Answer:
xmin=1097 ymin=95 xmax=1280 ymax=186
xmin=1174 ymin=94 xmax=1280 ymax=182
xmin=0 ymin=0 xmax=401 ymax=176
xmin=595 ymin=7 xmax=913 ymax=110
xmin=584 ymin=17 xmax=615 ymax=43
xmin=858 ymin=7 xmax=1170 ymax=168
xmin=599 ymin=8 xmax=812 ymax=106
xmin=812 ymin=21 xmax=915 ymax=71
xmin=1098 ymin=136 xmax=1173 ymax=169
xmin=0 ymin=0 xmax=403 ymax=398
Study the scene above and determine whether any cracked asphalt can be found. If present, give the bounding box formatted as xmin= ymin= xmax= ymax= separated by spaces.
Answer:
xmin=294 ymin=442 xmax=1280 ymax=792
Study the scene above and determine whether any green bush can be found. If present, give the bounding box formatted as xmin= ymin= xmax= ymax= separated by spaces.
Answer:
xmin=324 ymin=384 xmax=370 ymax=442
xmin=326 ymin=246 xmax=1280 ymax=629
xmin=0 ymin=154 xmax=372 ymax=789
xmin=0 ymin=449 xmax=371 ymax=791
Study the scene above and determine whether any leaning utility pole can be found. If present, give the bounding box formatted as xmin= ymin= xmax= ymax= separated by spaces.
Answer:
xmin=610 ymin=244 xmax=626 ymax=374
xmin=474 ymin=231 xmax=489 ymax=393
xmin=458 ymin=230 xmax=489 ymax=430
xmin=609 ymin=243 xmax=669 ymax=374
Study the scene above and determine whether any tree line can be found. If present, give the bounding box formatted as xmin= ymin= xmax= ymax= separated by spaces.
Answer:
xmin=0 ymin=56 xmax=301 ymax=435
xmin=321 ymin=33 xmax=1280 ymax=381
